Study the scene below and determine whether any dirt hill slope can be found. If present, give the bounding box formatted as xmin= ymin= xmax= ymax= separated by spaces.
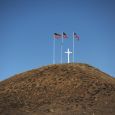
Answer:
xmin=0 ymin=63 xmax=115 ymax=115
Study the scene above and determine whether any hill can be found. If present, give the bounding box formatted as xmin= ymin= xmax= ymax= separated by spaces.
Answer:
xmin=0 ymin=63 xmax=115 ymax=115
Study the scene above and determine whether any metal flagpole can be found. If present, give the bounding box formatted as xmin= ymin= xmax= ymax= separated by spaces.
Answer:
xmin=72 ymin=32 xmax=74 ymax=63
xmin=53 ymin=36 xmax=55 ymax=64
xmin=61 ymin=32 xmax=63 ymax=64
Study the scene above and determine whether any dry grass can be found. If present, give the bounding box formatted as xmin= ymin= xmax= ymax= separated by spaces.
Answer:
xmin=0 ymin=63 xmax=115 ymax=115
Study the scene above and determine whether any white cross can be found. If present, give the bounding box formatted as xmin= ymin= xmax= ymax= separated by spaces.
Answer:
xmin=65 ymin=48 xmax=72 ymax=63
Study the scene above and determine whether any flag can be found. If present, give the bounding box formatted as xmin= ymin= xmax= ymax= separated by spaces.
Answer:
xmin=53 ymin=33 xmax=62 ymax=39
xmin=63 ymin=32 xmax=68 ymax=39
xmin=74 ymin=32 xmax=80 ymax=40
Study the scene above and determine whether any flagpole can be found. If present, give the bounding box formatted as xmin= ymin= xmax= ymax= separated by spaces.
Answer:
xmin=53 ymin=36 xmax=55 ymax=64
xmin=73 ymin=32 xmax=74 ymax=63
xmin=61 ymin=32 xmax=63 ymax=64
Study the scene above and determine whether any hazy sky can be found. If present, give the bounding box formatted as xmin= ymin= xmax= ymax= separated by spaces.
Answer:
xmin=0 ymin=0 xmax=115 ymax=80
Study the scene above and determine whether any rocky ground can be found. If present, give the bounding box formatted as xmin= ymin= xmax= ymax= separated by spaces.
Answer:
xmin=0 ymin=63 xmax=115 ymax=115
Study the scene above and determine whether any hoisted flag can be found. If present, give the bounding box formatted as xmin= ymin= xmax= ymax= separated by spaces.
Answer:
xmin=74 ymin=32 xmax=80 ymax=40
xmin=54 ymin=33 xmax=62 ymax=39
xmin=62 ymin=32 xmax=68 ymax=39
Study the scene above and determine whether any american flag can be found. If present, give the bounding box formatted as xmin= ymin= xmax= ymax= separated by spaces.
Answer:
xmin=62 ymin=32 xmax=68 ymax=39
xmin=53 ymin=33 xmax=62 ymax=39
xmin=74 ymin=32 xmax=80 ymax=40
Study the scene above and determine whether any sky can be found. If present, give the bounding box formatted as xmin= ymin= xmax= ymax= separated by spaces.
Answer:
xmin=0 ymin=0 xmax=115 ymax=80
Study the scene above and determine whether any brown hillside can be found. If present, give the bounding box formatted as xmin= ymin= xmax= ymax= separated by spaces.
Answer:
xmin=0 ymin=63 xmax=115 ymax=115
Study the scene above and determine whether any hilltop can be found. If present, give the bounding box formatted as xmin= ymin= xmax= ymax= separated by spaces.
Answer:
xmin=0 ymin=63 xmax=115 ymax=115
